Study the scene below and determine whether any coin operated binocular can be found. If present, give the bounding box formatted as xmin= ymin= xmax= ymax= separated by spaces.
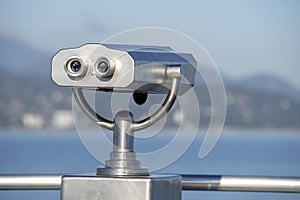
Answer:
xmin=0 ymin=40 xmax=299 ymax=200
xmin=52 ymin=43 xmax=197 ymax=200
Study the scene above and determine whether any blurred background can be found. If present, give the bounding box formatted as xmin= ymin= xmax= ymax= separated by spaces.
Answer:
xmin=0 ymin=0 xmax=299 ymax=130
xmin=0 ymin=0 xmax=300 ymax=200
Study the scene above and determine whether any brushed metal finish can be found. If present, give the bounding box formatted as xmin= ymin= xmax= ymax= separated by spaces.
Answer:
xmin=1 ymin=174 xmax=300 ymax=193
xmin=52 ymin=44 xmax=134 ymax=89
xmin=73 ymin=75 xmax=180 ymax=132
xmin=74 ymin=70 xmax=180 ymax=175
xmin=61 ymin=174 xmax=182 ymax=200
xmin=52 ymin=43 xmax=196 ymax=95
xmin=113 ymin=110 xmax=134 ymax=152
xmin=0 ymin=175 xmax=62 ymax=190
xmin=73 ymin=87 xmax=114 ymax=130
xmin=97 ymin=110 xmax=148 ymax=176
xmin=220 ymin=176 xmax=300 ymax=193
xmin=132 ymin=77 xmax=179 ymax=131
xmin=182 ymin=175 xmax=300 ymax=193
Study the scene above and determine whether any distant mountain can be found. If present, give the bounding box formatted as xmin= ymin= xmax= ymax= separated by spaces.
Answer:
xmin=0 ymin=67 xmax=72 ymax=129
xmin=0 ymin=34 xmax=52 ymax=76
xmin=235 ymin=74 xmax=300 ymax=101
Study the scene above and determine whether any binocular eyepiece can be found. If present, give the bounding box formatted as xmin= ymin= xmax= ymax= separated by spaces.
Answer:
xmin=65 ymin=57 xmax=87 ymax=77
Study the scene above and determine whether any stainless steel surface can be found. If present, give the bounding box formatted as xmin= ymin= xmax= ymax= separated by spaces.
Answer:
xmin=113 ymin=110 xmax=134 ymax=152
xmin=97 ymin=152 xmax=148 ymax=176
xmin=74 ymin=70 xmax=180 ymax=175
xmin=182 ymin=175 xmax=300 ymax=193
xmin=97 ymin=110 xmax=148 ymax=176
xmin=0 ymin=175 xmax=62 ymax=190
xmin=1 ymin=174 xmax=300 ymax=193
xmin=61 ymin=174 xmax=182 ymax=200
xmin=52 ymin=43 xmax=196 ymax=95
xmin=73 ymin=67 xmax=180 ymax=176
xmin=132 ymin=77 xmax=180 ymax=131
xmin=73 ymin=74 xmax=180 ymax=131
xmin=52 ymin=44 xmax=134 ymax=89
xmin=73 ymin=87 xmax=114 ymax=130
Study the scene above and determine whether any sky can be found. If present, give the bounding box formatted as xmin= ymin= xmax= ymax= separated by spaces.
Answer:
xmin=0 ymin=0 xmax=300 ymax=88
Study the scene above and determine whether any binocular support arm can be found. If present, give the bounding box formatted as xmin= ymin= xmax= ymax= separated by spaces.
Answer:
xmin=73 ymin=67 xmax=180 ymax=132
xmin=73 ymin=87 xmax=114 ymax=130
xmin=73 ymin=67 xmax=180 ymax=176
xmin=132 ymin=76 xmax=180 ymax=131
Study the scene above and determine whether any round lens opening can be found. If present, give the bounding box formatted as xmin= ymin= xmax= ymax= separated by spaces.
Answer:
xmin=97 ymin=60 xmax=110 ymax=73
xmin=65 ymin=57 xmax=87 ymax=77
xmin=70 ymin=60 xmax=81 ymax=73
xmin=94 ymin=57 xmax=115 ymax=78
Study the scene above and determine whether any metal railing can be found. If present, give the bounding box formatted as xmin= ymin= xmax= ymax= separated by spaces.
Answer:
xmin=181 ymin=175 xmax=300 ymax=193
xmin=1 ymin=174 xmax=300 ymax=193
xmin=0 ymin=175 xmax=61 ymax=190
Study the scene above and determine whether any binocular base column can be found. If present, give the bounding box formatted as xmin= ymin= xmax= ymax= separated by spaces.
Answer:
xmin=61 ymin=174 xmax=182 ymax=200
xmin=96 ymin=151 xmax=148 ymax=176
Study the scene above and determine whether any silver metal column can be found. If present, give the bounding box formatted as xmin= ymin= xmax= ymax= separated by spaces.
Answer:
xmin=113 ymin=110 xmax=134 ymax=152
xmin=96 ymin=110 xmax=148 ymax=176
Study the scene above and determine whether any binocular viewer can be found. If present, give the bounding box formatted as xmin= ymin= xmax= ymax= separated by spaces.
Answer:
xmin=52 ymin=43 xmax=197 ymax=95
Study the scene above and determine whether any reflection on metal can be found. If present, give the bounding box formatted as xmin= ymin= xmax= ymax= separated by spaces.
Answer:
xmin=73 ymin=87 xmax=114 ymax=130
xmin=1 ymin=174 xmax=300 ymax=194
xmin=182 ymin=175 xmax=300 ymax=193
xmin=72 ymin=76 xmax=180 ymax=132
xmin=132 ymin=77 xmax=180 ymax=131
xmin=73 ymin=68 xmax=181 ymax=177
xmin=52 ymin=43 xmax=196 ymax=95
xmin=0 ymin=175 xmax=62 ymax=190
xmin=61 ymin=174 xmax=182 ymax=200
xmin=96 ymin=110 xmax=149 ymax=176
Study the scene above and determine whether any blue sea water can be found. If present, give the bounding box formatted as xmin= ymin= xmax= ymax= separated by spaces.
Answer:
xmin=0 ymin=129 xmax=299 ymax=200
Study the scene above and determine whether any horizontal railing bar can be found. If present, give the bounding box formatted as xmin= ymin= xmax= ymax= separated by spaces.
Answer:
xmin=0 ymin=175 xmax=62 ymax=190
xmin=181 ymin=175 xmax=300 ymax=193
xmin=1 ymin=174 xmax=300 ymax=193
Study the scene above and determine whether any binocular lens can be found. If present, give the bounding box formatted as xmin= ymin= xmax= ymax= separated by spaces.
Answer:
xmin=70 ymin=60 xmax=81 ymax=72
xmin=97 ymin=60 xmax=109 ymax=73
xmin=65 ymin=57 xmax=87 ymax=77
xmin=94 ymin=57 xmax=115 ymax=78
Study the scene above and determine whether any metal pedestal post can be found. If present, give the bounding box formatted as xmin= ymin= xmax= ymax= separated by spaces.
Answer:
xmin=61 ymin=174 xmax=182 ymax=200
xmin=62 ymin=76 xmax=183 ymax=200
xmin=96 ymin=110 xmax=148 ymax=176
xmin=60 ymin=110 xmax=182 ymax=200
